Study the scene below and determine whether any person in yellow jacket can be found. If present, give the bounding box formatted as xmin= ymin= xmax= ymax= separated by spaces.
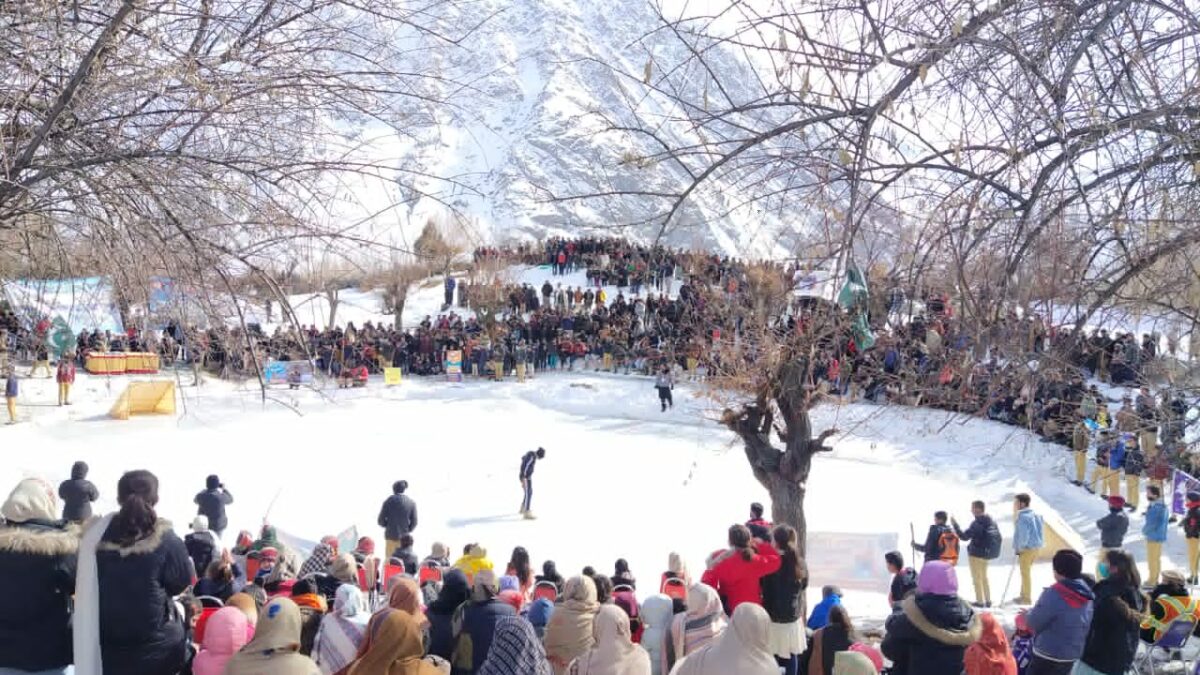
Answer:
xmin=453 ymin=543 xmax=494 ymax=583
xmin=1140 ymin=570 xmax=1200 ymax=643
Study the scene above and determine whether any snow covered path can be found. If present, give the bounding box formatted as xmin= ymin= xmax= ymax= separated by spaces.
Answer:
xmin=0 ymin=367 xmax=1179 ymax=625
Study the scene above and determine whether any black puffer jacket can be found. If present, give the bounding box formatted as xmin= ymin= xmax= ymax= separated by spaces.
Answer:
xmin=193 ymin=488 xmax=233 ymax=534
xmin=1079 ymin=578 xmax=1145 ymax=675
xmin=96 ymin=518 xmax=192 ymax=675
xmin=881 ymin=593 xmax=982 ymax=675
xmin=0 ymin=520 xmax=78 ymax=672
xmin=377 ymin=492 xmax=418 ymax=540
xmin=58 ymin=462 xmax=99 ymax=523
xmin=761 ymin=560 xmax=807 ymax=624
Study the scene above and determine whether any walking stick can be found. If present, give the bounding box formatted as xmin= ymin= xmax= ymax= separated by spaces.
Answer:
xmin=1001 ymin=554 xmax=1018 ymax=604
xmin=909 ymin=522 xmax=917 ymax=563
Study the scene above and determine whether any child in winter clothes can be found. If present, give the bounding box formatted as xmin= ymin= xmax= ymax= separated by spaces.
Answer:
xmin=537 ymin=559 xmax=566 ymax=594
xmin=57 ymin=460 xmax=99 ymax=523
xmin=389 ymin=534 xmax=418 ymax=575
xmin=1023 ymin=550 xmax=1094 ymax=674
xmin=613 ymin=558 xmax=637 ymax=589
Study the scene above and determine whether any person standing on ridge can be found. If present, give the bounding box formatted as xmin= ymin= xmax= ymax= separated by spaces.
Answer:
xmin=377 ymin=480 xmax=417 ymax=557
xmin=1013 ymin=493 xmax=1045 ymax=606
xmin=912 ymin=511 xmax=959 ymax=565
xmin=1143 ymin=484 xmax=1169 ymax=587
xmin=951 ymin=500 xmax=1002 ymax=608
xmin=195 ymin=475 xmax=234 ymax=539
xmin=520 ymin=447 xmax=545 ymax=520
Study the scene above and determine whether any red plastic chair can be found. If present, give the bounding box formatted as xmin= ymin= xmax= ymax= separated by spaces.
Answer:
xmin=419 ymin=565 xmax=443 ymax=585
xmin=383 ymin=563 xmax=404 ymax=586
xmin=357 ymin=566 xmax=370 ymax=592
xmin=194 ymin=606 xmax=221 ymax=643
xmin=245 ymin=557 xmax=260 ymax=581
xmin=661 ymin=577 xmax=687 ymax=601
xmin=533 ymin=580 xmax=558 ymax=602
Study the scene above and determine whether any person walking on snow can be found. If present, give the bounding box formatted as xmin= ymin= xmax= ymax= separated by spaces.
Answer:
xmin=55 ymin=357 xmax=75 ymax=406
xmin=4 ymin=368 xmax=16 ymax=425
xmin=195 ymin=474 xmax=234 ymax=538
xmin=1143 ymin=484 xmax=1169 ymax=587
xmin=520 ymin=448 xmax=545 ymax=519
xmin=951 ymin=500 xmax=1002 ymax=608
xmin=377 ymin=480 xmax=418 ymax=558
xmin=1013 ymin=494 xmax=1044 ymax=606
xmin=655 ymin=367 xmax=674 ymax=412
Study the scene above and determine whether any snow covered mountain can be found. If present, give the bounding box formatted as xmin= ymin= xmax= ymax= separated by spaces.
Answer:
xmin=388 ymin=0 xmax=809 ymax=258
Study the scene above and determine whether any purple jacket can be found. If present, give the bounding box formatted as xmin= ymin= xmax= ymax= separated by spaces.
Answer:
xmin=1026 ymin=578 xmax=1094 ymax=662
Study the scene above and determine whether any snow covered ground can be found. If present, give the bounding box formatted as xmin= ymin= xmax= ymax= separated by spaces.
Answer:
xmin=3 ymin=358 xmax=1184 ymax=628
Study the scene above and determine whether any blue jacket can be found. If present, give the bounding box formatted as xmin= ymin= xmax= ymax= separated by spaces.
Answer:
xmin=1108 ymin=439 xmax=1127 ymax=470
xmin=1143 ymin=501 xmax=1169 ymax=543
xmin=807 ymin=593 xmax=842 ymax=630
xmin=4 ymin=376 xmax=16 ymax=398
xmin=1026 ymin=578 xmax=1095 ymax=662
xmin=1014 ymin=508 xmax=1045 ymax=552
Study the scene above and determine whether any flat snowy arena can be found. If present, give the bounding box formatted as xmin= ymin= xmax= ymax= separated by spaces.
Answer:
xmin=0 ymin=369 xmax=1180 ymax=626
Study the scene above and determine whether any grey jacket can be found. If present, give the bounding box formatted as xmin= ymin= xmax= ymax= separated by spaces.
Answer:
xmin=1096 ymin=510 xmax=1129 ymax=548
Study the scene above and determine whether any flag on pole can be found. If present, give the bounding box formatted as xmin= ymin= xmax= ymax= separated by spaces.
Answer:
xmin=838 ymin=264 xmax=875 ymax=350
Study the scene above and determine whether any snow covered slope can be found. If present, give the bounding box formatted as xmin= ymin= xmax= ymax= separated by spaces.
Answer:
xmin=2 ymin=366 xmax=1181 ymax=624
xmin=392 ymin=0 xmax=808 ymax=257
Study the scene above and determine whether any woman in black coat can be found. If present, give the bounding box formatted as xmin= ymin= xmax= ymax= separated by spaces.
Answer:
xmin=881 ymin=561 xmax=982 ymax=675
xmin=1077 ymin=550 xmax=1145 ymax=675
xmin=0 ymin=478 xmax=78 ymax=674
xmin=94 ymin=470 xmax=193 ymax=675
xmin=761 ymin=525 xmax=808 ymax=675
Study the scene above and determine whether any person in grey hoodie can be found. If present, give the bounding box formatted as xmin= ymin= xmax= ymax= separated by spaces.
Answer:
xmin=655 ymin=366 xmax=674 ymax=412
xmin=1094 ymin=495 xmax=1128 ymax=577
xmin=58 ymin=460 xmax=99 ymax=523
xmin=1023 ymin=550 xmax=1095 ymax=675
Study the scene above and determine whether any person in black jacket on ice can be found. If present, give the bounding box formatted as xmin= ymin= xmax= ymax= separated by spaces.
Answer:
xmin=58 ymin=460 xmax=99 ymax=523
xmin=951 ymin=501 xmax=1001 ymax=607
xmin=378 ymin=480 xmax=418 ymax=560
xmin=519 ymin=447 xmax=545 ymax=520
xmin=194 ymin=474 xmax=233 ymax=538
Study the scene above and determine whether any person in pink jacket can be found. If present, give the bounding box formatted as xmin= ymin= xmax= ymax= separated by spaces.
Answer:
xmin=193 ymin=607 xmax=251 ymax=675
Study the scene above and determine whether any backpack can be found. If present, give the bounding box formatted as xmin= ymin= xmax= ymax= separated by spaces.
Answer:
xmin=984 ymin=519 xmax=1003 ymax=560
xmin=938 ymin=530 xmax=960 ymax=564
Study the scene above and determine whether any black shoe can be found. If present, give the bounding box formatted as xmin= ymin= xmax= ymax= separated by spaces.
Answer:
xmin=970 ymin=601 xmax=987 ymax=608
xmin=1085 ymin=486 xmax=1095 ymax=494
xmin=1071 ymin=480 xmax=1083 ymax=486
xmin=1125 ymin=504 xmax=1136 ymax=511
xmin=1188 ymin=576 xmax=1198 ymax=585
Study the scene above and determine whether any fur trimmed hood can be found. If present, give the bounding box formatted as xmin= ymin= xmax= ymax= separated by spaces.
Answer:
xmin=0 ymin=521 xmax=80 ymax=556
xmin=93 ymin=517 xmax=175 ymax=557
xmin=902 ymin=595 xmax=982 ymax=647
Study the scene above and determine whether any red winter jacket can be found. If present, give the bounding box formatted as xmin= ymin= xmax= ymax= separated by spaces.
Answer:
xmin=56 ymin=362 xmax=76 ymax=384
xmin=702 ymin=541 xmax=781 ymax=612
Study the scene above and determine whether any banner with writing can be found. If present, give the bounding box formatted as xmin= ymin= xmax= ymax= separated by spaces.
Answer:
xmin=445 ymin=350 xmax=463 ymax=382
xmin=384 ymin=367 xmax=402 ymax=386
xmin=263 ymin=360 xmax=314 ymax=386
xmin=1172 ymin=470 xmax=1200 ymax=515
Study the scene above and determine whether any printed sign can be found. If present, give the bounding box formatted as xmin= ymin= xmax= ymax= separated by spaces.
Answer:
xmin=445 ymin=349 xmax=463 ymax=383
xmin=263 ymin=360 xmax=314 ymax=386
xmin=384 ymin=367 xmax=403 ymax=386
xmin=1172 ymin=470 xmax=1200 ymax=516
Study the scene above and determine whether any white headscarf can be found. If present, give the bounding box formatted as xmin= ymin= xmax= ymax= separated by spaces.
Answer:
xmin=639 ymin=595 xmax=674 ymax=675
xmin=668 ymin=604 xmax=775 ymax=675
xmin=1 ymin=478 xmax=57 ymax=522
xmin=573 ymin=605 xmax=652 ymax=675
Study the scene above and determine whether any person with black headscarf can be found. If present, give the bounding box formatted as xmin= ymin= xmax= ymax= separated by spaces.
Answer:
xmin=427 ymin=568 xmax=471 ymax=661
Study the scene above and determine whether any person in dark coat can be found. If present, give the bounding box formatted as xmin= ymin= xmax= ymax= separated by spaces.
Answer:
xmin=193 ymin=474 xmax=233 ymax=537
xmin=94 ymin=470 xmax=192 ymax=675
xmin=913 ymin=511 xmax=957 ymax=564
xmin=0 ymin=478 xmax=78 ymax=674
xmin=881 ymin=561 xmax=982 ymax=675
xmin=885 ymin=551 xmax=919 ymax=609
xmin=377 ymin=480 xmax=417 ymax=557
xmin=951 ymin=501 xmax=1001 ymax=607
xmin=427 ymin=568 xmax=471 ymax=661
xmin=457 ymin=569 xmax=517 ymax=673
xmin=798 ymin=604 xmax=856 ymax=675
xmin=57 ymin=461 xmax=99 ymax=523
xmin=761 ymin=525 xmax=808 ymax=675
xmin=185 ymin=515 xmax=219 ymax=581
xmin=1077 ymin=550 xmax=1144 ymax=675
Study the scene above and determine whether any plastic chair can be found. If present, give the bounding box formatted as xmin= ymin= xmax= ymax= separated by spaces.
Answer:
xmin=613 ymin=584 xmax=634 ymax=594
xmin=194 ymin=606 xmax=221 ymax=643
xmin=357 ymin=566 xmax=369 ymax=592
xmin=661 ymin=577 xmax=687 ymax=601
xmin=533 ymin=580 xmax=558 ymax=602
xmin=1139 ymin=617 xmax=1196 ymax=674
xmin=245 ymin=557 xmax=260 ymax=581
xmin=419 ymin=565 xmax=443 ymax=585
xmin=196 ymin=595 xmax=224 ymax=609
xmin=383 ymin=563 xmax=404 ymax=586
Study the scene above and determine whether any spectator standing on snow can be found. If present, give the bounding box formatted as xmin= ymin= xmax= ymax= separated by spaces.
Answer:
xmin=195 ymin=474 xmax=233 ymax=538
xmin=1022 ymin=550 xmax=1093 ymax=675
xmin=703 ymin=524 xmax=781 ymax=612
xmin=1013 ymin=494 xmax=1044 ymax=606
xmin=913 ymin=511 xmax=959 ymax=565
xmin=1182 ymin=491 xmax=1200 ymax=584
xmin=1143 ymin=484 xmax=1169 ymax=586
xmin=747 ymin=502 xmax=771 ymax=531
xmin=377 ymin=480 xmax=417 ymax=557
xmin=520 ymin=448 xmax=544 ymax=519
xmin=55 ymin=357 xmax=75 ymax=406
xmin=58 ymin=460 xmax=99 ymax=523
xmin=4 ymin=368 xmax=17 ymax=424
xmin=760 ymin=525 xmax=807 ymax=675
xmin=880 ymin=561 xmax=981 ymax=675
xmin=1076 ymin=549 xmax=1143 ymax=675
xmin=654 ymin=367 xmax=674 ymax=412
xmin=952 ymin=501 xmax=1002 ymax=608
xmin=1095 ymin=496 xmax=1128 ymax=577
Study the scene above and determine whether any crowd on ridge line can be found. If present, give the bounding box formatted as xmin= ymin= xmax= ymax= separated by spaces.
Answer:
xmin=0 ymin=463 xmax=1102 ymax=675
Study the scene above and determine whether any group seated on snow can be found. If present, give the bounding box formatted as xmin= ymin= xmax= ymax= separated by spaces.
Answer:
xmin=7 ymin=468 xmax=1200 ymax=675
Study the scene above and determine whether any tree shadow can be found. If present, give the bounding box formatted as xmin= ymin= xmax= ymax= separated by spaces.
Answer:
xmin=446 ymin=513 xmax=522 ymax=528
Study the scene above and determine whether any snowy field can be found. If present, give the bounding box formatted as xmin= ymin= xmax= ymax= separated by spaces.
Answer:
xmin=3 ymin=360 xmax=1182 ymax=627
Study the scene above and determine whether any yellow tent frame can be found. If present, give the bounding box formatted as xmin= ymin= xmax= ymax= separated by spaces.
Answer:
xmin=109 ymin=381 xmax=177 ymax=420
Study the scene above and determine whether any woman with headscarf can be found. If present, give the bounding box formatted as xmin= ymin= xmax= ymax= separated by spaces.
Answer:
xmin=313 ymin=584 xmax=370 ymax=675
xmin=345 ymin=608 xmax=449 ymax=675
xmin=388 ymin=575 xmax=430 ymax=650
xmin=74 ymin=470 xmax=191 ymax=675
xmin=0 ymin=478 xmax=78 ymax=675
xmin=572 ymin=604 xmax=652 ymax=675
xmin=315 ymin=553 xmax=358 ymax=605
xmin=456 ymin=570 xmax=517 ymax=673
xmin=963 ymin=612 xmax=1016 ymax=675
xmin=301 ymin=543 xmax=336 ymax=579
xmin=668 ymin=604 xmax=776 ymax=675
xmin=639 ymin=595 xmax=674 ymax=675
xmin=831 ymin=651 xmax=879 ymax=675
xmin=227 ymin=592 xmax=260 ymax=638
xmin=193 ymin=607 xmax=251 ymax=675
xmin=225 ymin=597 xmax=321 ymax=675
xmin=477 ymin=616 xmax=552 ymax=675
xmin=291 ymin=578 xmax=328 ymax=656
xmin=427 ymin=569 xmax=471 ymax=661
xmin=544 ymin=575 xmax=600 ymax=674
xmin=667 ymin=583 xmax=726 ymax=672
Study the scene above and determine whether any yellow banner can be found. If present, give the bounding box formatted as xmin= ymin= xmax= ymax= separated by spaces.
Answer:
xmin=384 ymin=367 xmax=402 ymax=386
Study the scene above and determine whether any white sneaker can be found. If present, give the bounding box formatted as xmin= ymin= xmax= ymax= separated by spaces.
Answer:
xmin=523 ymin=512 xmax=537 ymax=520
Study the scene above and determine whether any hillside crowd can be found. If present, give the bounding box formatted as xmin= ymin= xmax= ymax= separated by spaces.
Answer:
xmin=11 ymin=465 xmax=1200 ymax=675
